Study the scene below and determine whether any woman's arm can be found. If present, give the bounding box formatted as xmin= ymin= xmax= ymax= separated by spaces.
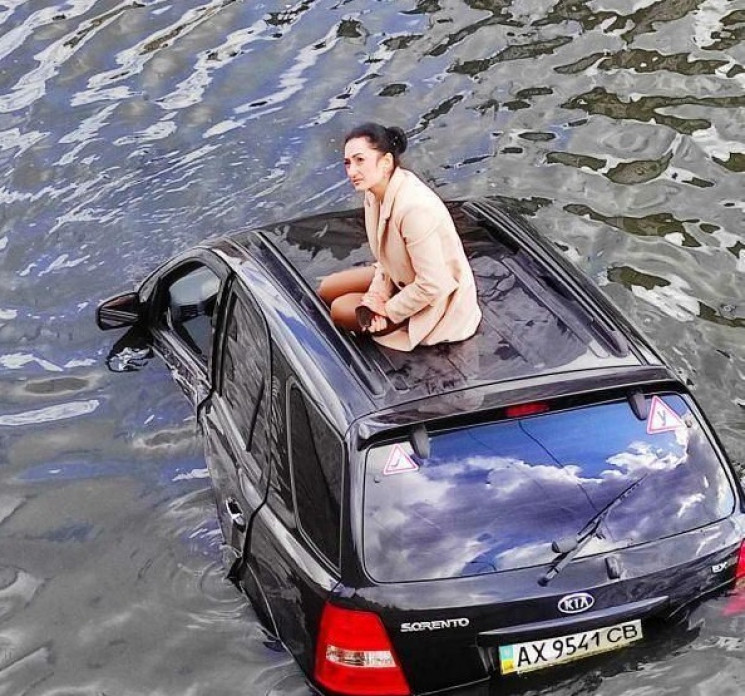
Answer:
xmin=360 ymin=262 xmax=392 ymax=317
xmin=384 ymin=208 xmax=458 ymax=325
xmin=366 ymin=262 xmax=391 ymax=299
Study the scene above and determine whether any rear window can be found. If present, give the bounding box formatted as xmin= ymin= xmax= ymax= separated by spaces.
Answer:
xmin=290 ymin=385 xmax=343 ymax=567
xmin=362 ymin=394 xmax=736 ymax=583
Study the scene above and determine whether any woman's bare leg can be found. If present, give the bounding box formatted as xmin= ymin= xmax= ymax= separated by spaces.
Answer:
xmin=317 ymin=266 xmax=377 ymax=332
xmin=330 ymin=292 xmax=366 ymax=331
xmin=317 ymin=266 xmax=375 ymax=306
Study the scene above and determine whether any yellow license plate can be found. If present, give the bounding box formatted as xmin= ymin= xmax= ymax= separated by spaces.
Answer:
xmin=499 ymin=619 xmax=643 ymax=674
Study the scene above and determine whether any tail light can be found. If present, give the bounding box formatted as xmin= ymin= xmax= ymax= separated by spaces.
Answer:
xmin=721 ymin=541 xmax=745 ymax=616
xmin=315 ymin=603 xmax=410 ymax=696
xmin=736 ymin=540 xmax=745 ymax=582
xmin=505 ymin=402 xmax=549 ymax=418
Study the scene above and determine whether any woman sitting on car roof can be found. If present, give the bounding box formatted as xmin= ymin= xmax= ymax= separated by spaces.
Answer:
xmin=318 ymin=122 xmax=482 ymax=352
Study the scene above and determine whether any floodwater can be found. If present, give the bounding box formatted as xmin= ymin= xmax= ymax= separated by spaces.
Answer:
xmin=0 ymin=0 xmax=743 ymax=694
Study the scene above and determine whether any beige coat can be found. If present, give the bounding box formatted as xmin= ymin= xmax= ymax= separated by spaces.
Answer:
xmin=364 ymin=167 xmax=482 ymax=351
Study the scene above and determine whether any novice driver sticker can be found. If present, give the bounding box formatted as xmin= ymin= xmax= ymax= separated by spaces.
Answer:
xmin=383 ymin=444 xmax=419 ymax=476
xmin=646 ymin=396 xmax=685 ymax=434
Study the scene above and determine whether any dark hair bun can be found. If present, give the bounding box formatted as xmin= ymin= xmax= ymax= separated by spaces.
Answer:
xmin=386 ymin=126 xmax=408 ymax=156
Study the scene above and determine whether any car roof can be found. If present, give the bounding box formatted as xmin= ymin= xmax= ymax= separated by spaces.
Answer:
xmin=219 ymin=199 xmax=673 ymax=435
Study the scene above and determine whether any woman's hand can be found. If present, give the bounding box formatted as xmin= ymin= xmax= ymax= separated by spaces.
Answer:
xmin=357 ymin=293 xmax=391 ymax=334
xmin=360 ymin=291 xmax=388 ymax=318
xmin=367 ymin=314 xmax=388 ymax=333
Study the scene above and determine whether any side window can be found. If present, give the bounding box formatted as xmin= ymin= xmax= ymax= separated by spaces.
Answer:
xmin=163 ymin=264 xmax=221 ymax=366
xmin=289 ymin=385 xmax=343 ymax=566
xmin=221 ymin=293 xmax=269 ymax=462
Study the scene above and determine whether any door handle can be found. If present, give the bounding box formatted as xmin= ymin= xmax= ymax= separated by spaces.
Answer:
xmin=225 ymin=498 xmax=247 ymax=532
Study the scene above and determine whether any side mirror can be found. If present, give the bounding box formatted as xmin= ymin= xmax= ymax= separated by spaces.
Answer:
xmin=96 ymin=292 xmax=142 ymax=330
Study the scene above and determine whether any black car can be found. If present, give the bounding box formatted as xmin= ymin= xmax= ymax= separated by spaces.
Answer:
xmin=98 ymin=200 xmax=745 ymax=696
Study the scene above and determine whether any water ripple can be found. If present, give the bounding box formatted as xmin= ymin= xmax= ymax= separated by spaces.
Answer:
xmin=155 ymin=0 xmax=313 ymax=113
xmin=0 ymin=400 xmax=99 ymax=427
xmin=0 ymin=127 xmax=47 ymax=156
xmin=0 ymin=0 xmax=103 ymax=114
xmin=235 ymin=24 xmax=340 ymax=119
xmin=83 ymin=0 xmax=237 ymax=95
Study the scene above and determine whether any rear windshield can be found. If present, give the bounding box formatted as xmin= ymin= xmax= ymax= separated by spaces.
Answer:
xmin=362 ymin=394 xmax=736 ymax=583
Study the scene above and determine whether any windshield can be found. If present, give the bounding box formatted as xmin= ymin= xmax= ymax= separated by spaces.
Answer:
xmin=362 ymin=394 xmax=735 ymax=583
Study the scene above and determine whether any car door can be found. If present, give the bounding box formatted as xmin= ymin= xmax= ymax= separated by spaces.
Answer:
xmin=201 ymin=281 xmax=272 ymax=568
xmin=149 ymin=255 xmax=230 ymax=410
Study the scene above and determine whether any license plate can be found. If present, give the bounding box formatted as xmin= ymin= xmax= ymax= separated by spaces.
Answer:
xmin=499 ymin=619 xmax=643 ymax=675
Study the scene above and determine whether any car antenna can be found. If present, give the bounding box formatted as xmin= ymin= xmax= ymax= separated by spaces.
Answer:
xmin=409 ymin=424 xmax=430 ymax=459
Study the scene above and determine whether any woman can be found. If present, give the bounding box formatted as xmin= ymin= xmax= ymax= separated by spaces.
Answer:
xmin=318 ymin=123 xmax=482 ymax=352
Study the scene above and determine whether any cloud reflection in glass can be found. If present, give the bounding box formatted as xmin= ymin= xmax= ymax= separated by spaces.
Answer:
xmin=363 ymin=395 xmax=735 ymax=583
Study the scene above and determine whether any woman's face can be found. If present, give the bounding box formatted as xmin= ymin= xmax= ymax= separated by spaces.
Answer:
xmin=343 ymin=137 xmax=393 ymax=194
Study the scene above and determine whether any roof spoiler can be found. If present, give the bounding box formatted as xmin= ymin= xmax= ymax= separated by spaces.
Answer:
xmin=628 ymin=390 xmax=650 ymax=420
xmin=354 ymin=366 xmax=682 ymax=446
xmin=409 ymin=424 xmax=430 ymax=459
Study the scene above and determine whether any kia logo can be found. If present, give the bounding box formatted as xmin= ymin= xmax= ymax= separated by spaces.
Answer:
xmin=557 ymin=592 xmax=595 ymax=614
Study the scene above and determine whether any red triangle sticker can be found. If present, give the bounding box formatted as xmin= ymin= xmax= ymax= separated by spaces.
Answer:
xmin=646 ymin=396 xmax=685 ymax=434
xmin=383 ymin=444 xmax=419 ymax=476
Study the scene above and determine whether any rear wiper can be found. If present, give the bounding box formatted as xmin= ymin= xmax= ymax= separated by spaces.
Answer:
xmin=538 ymin=474 xmax=649 ymax=586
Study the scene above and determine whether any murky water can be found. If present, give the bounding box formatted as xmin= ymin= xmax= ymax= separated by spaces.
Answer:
xmin=1 ymin=1 xmax=743 ymax=694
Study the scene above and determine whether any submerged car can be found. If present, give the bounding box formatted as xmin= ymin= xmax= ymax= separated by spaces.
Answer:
xmin=98 ymin=200 xmax=745 ymax=695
